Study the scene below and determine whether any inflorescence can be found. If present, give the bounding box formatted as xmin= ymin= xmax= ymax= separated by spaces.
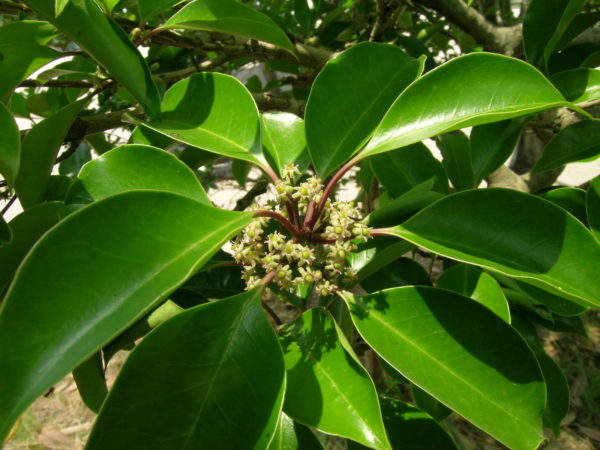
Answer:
xmin=231 ymin=164 xmax=372 ymax=296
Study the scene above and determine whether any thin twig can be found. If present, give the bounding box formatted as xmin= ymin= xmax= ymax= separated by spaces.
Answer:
xmin=1 ymin=195 xmax=17 ymax=216
xmin=253 ymin=210 xmax=303 ymax=240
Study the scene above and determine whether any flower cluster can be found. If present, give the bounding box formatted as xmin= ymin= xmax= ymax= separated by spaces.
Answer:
xmin=231 ymin=164 xmax=372 ymax=296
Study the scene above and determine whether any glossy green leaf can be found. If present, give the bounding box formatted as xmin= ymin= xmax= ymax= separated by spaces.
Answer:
xmin=587 ymin=176 xmax=600 ymax=242
xmin=161 ymin=0 xmax=295 ymax=54
xmin=0 ymin=102 xmax=20 ymax=188
xmin=341 ymin=287 xmax=546 ymax=450
xmin=362 ymin=53 xmax=570 ymax=158
xmin=280 ymin=308 xmax=390 ymax=449
xmin=387 ymin=189 xmax=600 ymax=308
xmin=72 ymin=352 xmax=107 ymax=413
xmin=71 ymin=144 xmax=210 ymax=204
xmin=23 ymin=0 xmax=161 ymax=118
xmin=14 ymin=99 xmax=86 ymax=209
xmin=347 ymin=398 xmax=457 ymax=450
xmin=437 ymin=264 xmax=510 ymax=323
xmin=351 ymin=237 xmax=415 ymax=282
xmin=0 ymin=192 xmax=252 ymax=440
xmin=183 ymin=264 xmax=245 ymax=299
xmin=436 ymin=131 xmax=474 ymax=191
xmin=88 ymin=289 xmax=285 ymax=449
xmin=268 ymin=413 xmax=323 ymax=450
xmin=0 ymin=202 xmax=63 ymax=295
xmin=533 ymin=120 xmax=600 ymax=172
xmin=541 ymin=187 xmax=587 ymax=224
xmin=369 ymin=142 xmax=449 ymax=198
xmin=551 ymin=68 xmax=600 ymax=103
xmin=556 ymin=12 xmax=600 ymax=50
xmin=262 ymin=112 xmax=308 ymax=175
xmin=138 ymin=0 xmax=187 ymax=21
xmin=0 ymin=20 xmax=56 ymax=44
xmin=361 ymin=257 xmax=431 ymax=293
xmin=470 ymin=117 xmax=530 ymax=183
xmin=141 ymin=73 xmax=266 ymax=168
xmin=411 ymin=385 xmax=452 ymax=422
xmin=305 ymin=43 xmax=424 ymax=177
xmin=523 ymin=0 xmax=586 ymax=71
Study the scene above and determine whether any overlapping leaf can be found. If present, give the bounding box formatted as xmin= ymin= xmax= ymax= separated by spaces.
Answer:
xmin=0 ymin=102 xmax=20 ymax=188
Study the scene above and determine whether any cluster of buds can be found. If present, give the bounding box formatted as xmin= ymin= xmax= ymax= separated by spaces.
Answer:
xmin=231 ymin=164 xmax=372 ymax=296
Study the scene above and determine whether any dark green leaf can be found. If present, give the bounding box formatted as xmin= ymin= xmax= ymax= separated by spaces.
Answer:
xmin=523 ymin=0 xmax=586 ymax=71
xmin=351 ymin=237 xmax=415 ymax=282
xmin=72 ymin=353 xmax=107 ymax=413
xmin=0 ymin=216 xmax=11 ymax=246
xmin=138 ymin=0 xmax=187 ymax=21
xmin=538 ymin=352 xmax=570 ymax=435
xmin=361 ymin=257 xmax=431 ymax=293
xmin=369 ymin=142 xmax=449 ymax=198
xmin=411 ymin=385 xmax=452 ymax=422
xmin=232 ymin=159 xmax=251 ymax=188
xmin=268 ymin=413 xmax=323 ymax=450
xmin=70 ymin=144 xmax=210 ymax=204
xmin=437 ymin=264 xmax=510 ymax=323
xmin=14 ymin=99 xmax=85 ymax=209
xmin=587 ymin=176 xmax=600 ymax=241
xmin=435 ymin=131 xmax=474 ymax=191
xmin=533 ymin=120 xmax=600 ymax=172
xmin=0 ymin=101 xmax=20 ymax=187
xmin=555 ymin=12 xmax=600 ymax=50
xmin=388 ymin=189 xmax=600 ymax=308
xmin=23 ymin=0 xmax=161 ymax=117
xmin=347 ymin=398 xmax=457 ymax=450
xmin=470 ymin=117 xmax=530 ymax=183
xmin=362 ymin=53 xmax=570 ymax=158
xmin=183 ymin=264 xmax=245 ymax=299
xmin=280 ymin=308 xmax=390 ymax=449
xmin=305 ymin=43 xmax=424 ymax=177
xmin=141 ymin=73 xmax=266 ymax=168
xmin=341 ymin=287 xmax=546 ymax=450
xmin=262 ymin=112 xmax=308 ymax=175
xmin=541 ymin=187 xmax=588 ymax=224
xmin=295 ymin=0 xmax=323 ymax=31
xmin=0 ymin=192 xmax=252 ymax=440
xmin=0 ymin=202 xmax=63 ymax=295
xmin=551 ymin=68 xmax=600 ymax=103
xmin=161 ymin=0 xmax=295 ymax=53
xmin=88 ymin=289 xmax=285 ymax=449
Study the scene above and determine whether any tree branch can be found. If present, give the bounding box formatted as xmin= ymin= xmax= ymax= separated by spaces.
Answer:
xmin=411 ymin=0 xmax=522 ymax=55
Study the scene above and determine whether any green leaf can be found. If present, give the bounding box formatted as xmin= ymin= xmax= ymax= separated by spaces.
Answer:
xmin=70 ymin=144 xmax=210 ymax=204
xmin=437 ymin=264 xmax=510 ymax=323
xmin=280 ymin=308 xmax=390 ymax=449
xmin=369 ymin=142 xmax=449 ymax=198
xmin=0 ymin=202 xmax=63 ymax=295
xmin=0 ymin=20 xmax=57 ymax=45
xmin=387 ymin=189 xmax=600 ymax=309
xmin=55 ymin=0 xmax=69 ymax=15
xmin=262 ymin=112 xmax=308 ymax=175
xmin=523 ymin=0 xmax=586 ymax=71
xmin=587 ymin=176 xmax=600 ymax=242
xmin=538 ymin=352 xmax=570 ymax=435
xmin=141 ymin=73 xmax=266 ymax=168
xmin=361 ymin=53 xmax=570 ymax=158
xmin=361 ymin=257 xmax=431 ymax=293
xmin=161 ymin=0 xmax=295 ymax=54
xmin=541 ymin=187 xmax=587 ymax=224
xmin=351 ymin=237 xmax=415 ymax=282
xmin=295 ymin=0 xmax=323 ymax=31
xmin=268 ymin=413 xmax=323 ymax=450
xmin=533 ymin=120 xmax=600 ymax=172
xmin=305 ymin=43 xmax=424 ymax=177
xmin=347 ymin=398 xmax=457 ymax=450
xmin=0 ymin=216 xmax=11 ymax=246
xmin=0 ymin=191 xmax=252 ymax=440
xmin=14 ymin=99 xmax=86 ymax=209
xmin=23 ymin=0 xmax=161 ymax=118
xmin=138 ymin=0 xmax=187 ymax=21
xmin=0 ymin=102 xmax=20 ymax=188
xmin=435 ymin=131 xmax=474 ymax=191
xmin=551 ymin=68 xmax=600 ymax=103
xmin=469 ymin=117 xmax=530 ymax=184
xmin=411 ymin=385 xmax=452 ymax=422
xmin=87 ymin=289 xmax=285 ymax=449
xmin=72 ymin=352 xmax=107 ymax=413
xmin=341 ymin=287 xmax=546 ymax=450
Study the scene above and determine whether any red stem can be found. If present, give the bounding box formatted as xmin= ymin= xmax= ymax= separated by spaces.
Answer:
xmin=253 ymin=210 xmax=303 ymax=240
xmin=370 ymin=228 xmax=396 ymax=237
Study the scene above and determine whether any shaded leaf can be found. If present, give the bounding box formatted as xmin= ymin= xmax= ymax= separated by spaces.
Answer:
xmin=541 ymin=187 xmax=587 ymax=224
xmin=436 ymin=131 xmax=474 ymax=191
xmin=587 ymin=176 xmax=600 ymax=242
xmin=387 ymin=189 xmax=600 ymax=308
xmin=161 ymin=0 xmax=295 ymax=53
xmin=268 ymin=413 xmax=323 ymax=450
xmin=262 ymin=112 xmax=308 ymax=175
xmin=362 ymin=53 xmax=570 ymax=158
xmin=0 ymin=192 xmax=252 ymax=440
xmin=306 ymin=43 xmax=424 ymax=177
xmin=411 ymin=385 xmax=452 ymax=422
xmin=551 ymin=68 xmax=600 ymax=103
xmin=0 ymin=102 xmax=20 ymax=187
xmin=280 ymin=308 xmax=390 ymax=449
xmin=341 ymin=287 xmax=546 ymax=450
xmin=361 ymin=257 xmax=431 ymax=293
xmin=72 ymin=353 xmax=107 ymax=413
xmin=350 ymin=237 xmax=415 ymax=282
xmin=138 ymin=0 xmax=187 ymax=21
xmin=533 ymin=120 xmax=600 ymax=172
xmin=88 ymin=289 xmax=285 ymax=449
